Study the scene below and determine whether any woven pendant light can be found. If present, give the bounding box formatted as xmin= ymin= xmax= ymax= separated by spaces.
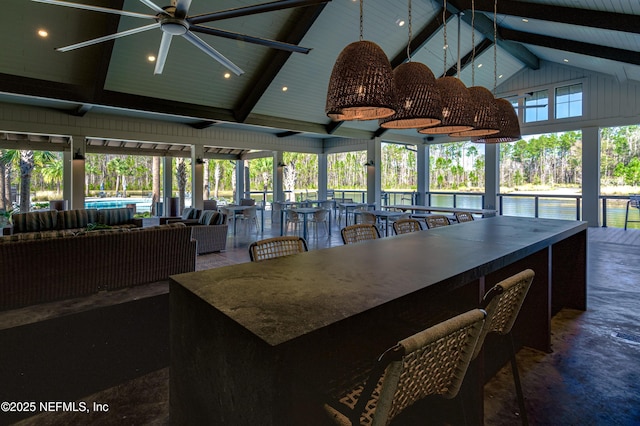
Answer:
xmin=419 ymin=76 xmax=474 ymax=134
xmin=379 ymin=0 xmax=441 ymax=129
xmin=380 ymin=63 xmax=441 ymax=130
xmin=474 ymin=98 xmax=521 ymax=143
xmin=450 ymin=86 xmax=499 ymax=137
xmin=326 ymin=40 xmax=396 ymax=121
xmin=325 ymin=0 xmax=395 ymax=121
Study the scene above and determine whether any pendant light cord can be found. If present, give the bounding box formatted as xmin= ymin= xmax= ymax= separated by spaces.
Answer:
xmin=493 ymin=0 xmax=497 ymax=94
xmin=406 ymin=0 xmax=412 ymax=61
xmin=359 ymin=0 xmax=364 ymax=41
xmin=443 ymin=0 xmax=447 ymax=75
xmin=471 ymin=0 xmax=475 ymax=85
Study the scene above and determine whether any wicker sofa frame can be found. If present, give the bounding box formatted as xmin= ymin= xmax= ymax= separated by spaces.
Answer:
xmin=0 ymin=224 xmax=197 ymax=310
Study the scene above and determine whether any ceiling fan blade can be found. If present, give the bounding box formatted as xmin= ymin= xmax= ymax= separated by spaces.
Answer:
xmin=182 ymin=31 xmax=244 ymax=76
xmin=31 ymin=0 xmax=156 ymax=19
xmin=154 ymin=32 xmax=174 ymax=75
xmin=188 ymin=0 xmax=331 ymax=25
xmin=138 ymin=0 xmax=167 ymax=15
xmin=56 ymin=22 xmax=160 ymax=52
xmin=173 ymin=0 xmax=192 ymax=19
xmin=190 ymin=25 xmax=311 ymax=54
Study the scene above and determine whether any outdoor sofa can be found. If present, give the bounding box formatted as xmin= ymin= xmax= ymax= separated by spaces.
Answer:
xmin=0 ymin=222 xmax=197 ymax=310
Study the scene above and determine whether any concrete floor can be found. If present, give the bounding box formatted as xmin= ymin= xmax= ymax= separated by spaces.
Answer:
xmin=3 ymin=216 xmax=640 ymax=425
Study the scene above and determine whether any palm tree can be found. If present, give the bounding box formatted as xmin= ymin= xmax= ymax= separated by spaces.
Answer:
xmin=1 ymin=149 xmax=55 ymax=212
xmin=176 ymin=158 xmax=187 ymax=211
xmin=41 ymin=155 xmax=64 ymax=195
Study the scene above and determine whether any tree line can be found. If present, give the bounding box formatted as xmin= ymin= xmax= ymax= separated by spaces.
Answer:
xmin=2 ymin=125 xmax=639 ymax=212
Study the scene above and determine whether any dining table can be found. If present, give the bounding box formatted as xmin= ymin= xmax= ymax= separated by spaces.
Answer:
xmin=170 ymin=216 xmax=588 ymax=425
xmin=337 ymin=202 xmax=377 ymax=227
xmin=222 ymin=205 xmax=263 ymax=235
xmin=354 ymin=209 xmax=403 ymax=236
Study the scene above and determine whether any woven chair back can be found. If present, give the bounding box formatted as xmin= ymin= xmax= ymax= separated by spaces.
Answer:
xmin=454 ymin=211 xmax=474 ymax=223
xmin=325 ymin=309 xmax=486 ymax=425
xmin=474 ymin=269 xmax=535 ymax=359
xmin=249 ymin=236 xmax=308 ymax=262
xmin=341 ymin=224 xmax=380 ymax=244
xmin=425 ymin=215 xmax=451 ymax=229
xmin=357 ymin=210 xmax=377 ymax=225
xmin=393 ymin=218 xmax=422 ymax=234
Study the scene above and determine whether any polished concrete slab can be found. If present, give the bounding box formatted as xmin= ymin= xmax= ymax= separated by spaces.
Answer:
xmin=2 ymin=219 xmax=639 ymax=425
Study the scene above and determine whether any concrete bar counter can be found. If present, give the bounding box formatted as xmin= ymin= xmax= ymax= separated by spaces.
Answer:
xmin=170 ymin=216 xmax=587 ymax=425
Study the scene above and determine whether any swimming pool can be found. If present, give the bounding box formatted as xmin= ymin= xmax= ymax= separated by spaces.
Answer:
xmin=85 ymin=198 xmax=153 ymax=213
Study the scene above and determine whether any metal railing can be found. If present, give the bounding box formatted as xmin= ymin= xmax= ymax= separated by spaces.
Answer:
xmin=246 ymin=189 xmax=638 ymax=228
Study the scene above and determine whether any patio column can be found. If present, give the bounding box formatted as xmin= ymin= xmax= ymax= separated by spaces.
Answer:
xmin=163 ymin=157 xmax=173 ymax=216
xmin=582 ymin=126 xmax=600 ymax=227
xmin=366 ymin=139 xmax=381 ymax=206
xmin=273 ymin=151 xmax=284 ymax=202
xmin=318 ymin=153 xmax=328 ymax=200
xmin=416 ymin=144 xmax=429 ymax=205
xmin=235 ymin=160 xmax=245 ymax=204
xmin=484 ymin=143 xmax=499 ymax=211
xmin=70 ymin=135 xmax=85 ymax=210
xmin=191 ymin=146 xmax=204 ymax=210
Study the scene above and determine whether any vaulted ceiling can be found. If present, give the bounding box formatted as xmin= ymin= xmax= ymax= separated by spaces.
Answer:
xmin=1 ymin=0 xmax=639 ymax=146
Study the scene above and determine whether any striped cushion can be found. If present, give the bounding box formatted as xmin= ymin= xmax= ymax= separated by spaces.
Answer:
xmin=181 ymin=208 xmax=196 ymax=220
xmin=12 ymin=210 xmax=58 ymax=233
xmin=97 ymin=208 xmax=133 ymax=226
xmin=59 ymin=209 xmax=98 ymax=230
xmin=198 ymin=210 xmax=219 ymax=225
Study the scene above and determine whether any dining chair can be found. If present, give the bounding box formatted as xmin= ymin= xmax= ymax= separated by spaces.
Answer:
xmin=454 ymin=211 xmax=475 ymax=223
xmin=323 ymin=308 xmax=486 ymax=426
xmin=473 ymin=269 xmax=535 ymax=425
xmin=341 ymin=224 xmax=380 ymax=244
xmin=238 ymin=206 xmax=259 ymax=233
xmin=285 ymin=210 xmax=303 ymax=236
xmin=392 ymin=218 xmax=422 ymax=234
xmin=249 ymin=236 xmax=308 ymax=262
xmin=309 ymin=208 xmax=330 ymax=237
xmin=425 ymin=215 xmax=451 ymax=229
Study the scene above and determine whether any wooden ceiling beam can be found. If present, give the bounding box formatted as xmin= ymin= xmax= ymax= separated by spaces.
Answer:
xmin=233 ymin=3 xmax=329 ymax=123
xmin=454 ymin=0 xmax=640 ymax=35
xmin=501 ymin=28 xmax=640 ymax=67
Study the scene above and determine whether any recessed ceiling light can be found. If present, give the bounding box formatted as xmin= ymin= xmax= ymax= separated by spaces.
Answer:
xmin=396 ymin=19 xmax=405 ymax=27
xmin=37 ymin=29 xmax=48 ymax=38
xmin=443 ymin=44 xmax=448 ymax=50
xmin=282 ymin=86 xmax=288 ymax=92
xmin=563 ymin=58 xmax=569 ymax=62
xmin=224 ymin=72 xmax=231 ymax=79
xmin=499 ymin=74 xmax=503 ymax=79
xmin=522 ymin=18 xmax=529 ymax=23
xmin=477 ymin=63 xmax=483 ymax=68
xmin=147 ymin=55 xmax=156 ymax=62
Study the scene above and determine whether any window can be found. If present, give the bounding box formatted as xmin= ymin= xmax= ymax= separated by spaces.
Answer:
xmin=524 ymin=90 xmax=548 ymax=123
xmin=555 ymin=83 xmax=582 ymax=119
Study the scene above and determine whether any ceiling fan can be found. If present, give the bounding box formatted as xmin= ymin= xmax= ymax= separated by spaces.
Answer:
xmin=32 ymin=0 xmax=331 ymax=75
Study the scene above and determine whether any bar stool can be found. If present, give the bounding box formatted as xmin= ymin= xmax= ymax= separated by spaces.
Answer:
xmin=323 ymin=309 xmax=487 ymax=425
xmin=475 ymin=269 xmax=536 ymax=425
